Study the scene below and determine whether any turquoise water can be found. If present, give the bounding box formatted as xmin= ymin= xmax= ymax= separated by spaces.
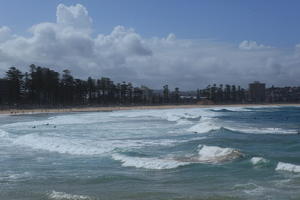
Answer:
xmin=1 ymin=106 xmax=300 ymax=200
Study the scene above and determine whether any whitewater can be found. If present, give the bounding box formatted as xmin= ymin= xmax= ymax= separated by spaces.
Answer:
xmin=1 ymin=106 xmax=300 ymax=200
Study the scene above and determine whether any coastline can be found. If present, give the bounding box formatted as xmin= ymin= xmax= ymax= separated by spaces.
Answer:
xmin=1 ymin=103 xmax=300 ymax=115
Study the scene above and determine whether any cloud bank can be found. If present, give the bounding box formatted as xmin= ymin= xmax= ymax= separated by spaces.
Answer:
xmin=0 ymin=3 xmax=300 ymax=89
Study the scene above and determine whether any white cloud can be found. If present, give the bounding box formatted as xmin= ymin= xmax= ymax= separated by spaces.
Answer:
xmin=239 ymin=40 xmax=271 ymax=50
xmin=0 ymin=26 xmax=12 ymax=42
xmin=56 ymin=4 xmax=92 ymax=33
xmin=0 ymin=4 xmax=299 ymax=89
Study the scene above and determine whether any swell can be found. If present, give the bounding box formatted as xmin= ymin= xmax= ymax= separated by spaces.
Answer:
xmin=223 ymin=127 xmax=298 ymax=135
xmin=188 ymin=118 xmax=298 ymax=135
xmin=249 ymin=157 xmax=300 ymax=174
xmin=112 ymin=145 xmax=243 ymax=169
xmin=111 ymin=153 xmax=190 ymax=170
xmin=9 ymin=132 xmax=189 ymax=156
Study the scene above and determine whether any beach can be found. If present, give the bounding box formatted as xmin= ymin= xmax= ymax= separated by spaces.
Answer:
xmin=1 ymin=103 xmax=300 ymax=115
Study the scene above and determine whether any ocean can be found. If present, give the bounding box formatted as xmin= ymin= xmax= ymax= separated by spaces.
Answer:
xmin=0 ymin=106 xmax=300 ymax=200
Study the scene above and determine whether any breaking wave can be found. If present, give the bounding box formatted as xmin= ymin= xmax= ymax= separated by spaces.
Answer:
xmin=188 ymin=117 xmax=221 ymax=133
xmin=112 ymin=144 xmax=242 ymax=169
xmin=111 ymin=154 xmax=190 ymax=169
xmin=210 ymin=107 xmax=250 ymax=112
xmin=176 ymin=145 xmax=243 ymax=164
xmin=1 ymin=113 xmax=112 ymax=128
xmin=187 ymin=115 xmax=297 ymax=135
xmin=276 ymin=162 xmax=300 ymax=173
xmin=196 ymin=145 xmax=242 ymax=163
xmin=13 ymin=134 xmax=113 ymax=155
xmin=109 ymin=108 xmax=215 ymax=124
xmin=48 ymin=191 xmax=93 ymax=200
xmin=250 ymin=157 xmax=269 ymax=166
xmin=11 ymin=133 xmax=185 ymax=156
xmin=224 ymin=126 xmax=298 ymax=135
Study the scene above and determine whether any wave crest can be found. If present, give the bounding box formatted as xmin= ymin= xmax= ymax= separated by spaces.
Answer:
xmin=196 ymin=145 xmax=242 ymax=163
xmin=12 ymin=134 xmax=184 ymax=156
xmin=48 ymin=191 xmax=92 ymax=200
xmin=13 ymin=134 xmax=113 ymax=155
xmin=112 ymin=154 xmax=190 ymax=170
xmin=250 ymin=157 xmax=268 ymax=166
xmin=276 ymin=162 xmax=300 ymax=173
xmin=224 ymin=126 xmax=298 ymax=135
xmin=188 ymin=117 xmax=220 ymax=134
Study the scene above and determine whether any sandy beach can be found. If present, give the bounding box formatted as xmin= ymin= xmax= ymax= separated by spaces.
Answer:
xmin=1 ymin=103 xmax=300 ymax=115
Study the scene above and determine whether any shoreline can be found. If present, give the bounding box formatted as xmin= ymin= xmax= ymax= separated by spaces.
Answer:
xmin=1 ymin=103 xmax=300 ymax=116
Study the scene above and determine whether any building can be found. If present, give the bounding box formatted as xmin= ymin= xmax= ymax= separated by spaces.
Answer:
xmin=266 ymin=86 xmax=300 ymax=103
xmin=0 ymin=79 xmax=10 ymax=104
xmin=249 ymin=81 xmax=266 ymax=103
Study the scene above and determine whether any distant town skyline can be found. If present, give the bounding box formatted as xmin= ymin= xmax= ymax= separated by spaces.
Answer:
xmin=1 ymin=1 xmax=300 ymax=89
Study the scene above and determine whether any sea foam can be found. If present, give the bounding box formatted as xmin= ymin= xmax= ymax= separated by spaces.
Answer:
xmin=110 ymin=108 xmax=212 ymax=124
xmin=1 ymin=112 xmax=112 ymax=128
xmin=196 ymin=145 xmax=242 ymax=163
xmin=188 ymin=117 xmax=220 ymax=133
xmin=13 ymin=134 xmax=114 ymax=155
xmin=276 ymin=162 xmax=300 ymax=173
xmin=112 ymin=154 xmax=190 ymax=169
xmin=226 ymin=126 xmax=298 ymax=135
xmin=12 ymin=133 xmax=184 ymax=156
xmin=250 ymin=157 xmax=268 ymax=165
xmin=48 ymin=191 xmax=92 ymax=200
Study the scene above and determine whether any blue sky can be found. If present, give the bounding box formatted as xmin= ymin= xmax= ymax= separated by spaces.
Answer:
xmin=1 ymin=0 xmax=300 ymax=46
xmin=0 ymin=1 xmax=300 ymax=89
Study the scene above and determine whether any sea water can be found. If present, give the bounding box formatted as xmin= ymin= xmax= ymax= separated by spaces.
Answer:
xmin=0 ymin=106 xmax=300 ymax=200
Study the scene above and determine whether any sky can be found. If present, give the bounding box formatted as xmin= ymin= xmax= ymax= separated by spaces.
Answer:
xmin=0 ymin=0 xmax=300 ymax=89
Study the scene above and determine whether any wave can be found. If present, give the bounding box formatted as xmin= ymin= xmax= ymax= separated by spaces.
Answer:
xmin=1 ymin=112 xmax=112 ymax=128
xmin=211 ymin=108 xmax=236 ymax=113
xmin=110 ymin=108 xmax=216 ymax=124
xmin=188 ymin=117 xmax=221 ymax=133
xmin=187 ymin=113 xmax=297 ymax=135
xmin=276 ymin=162 xmax=300 ymax=173
xmin=1 ymin=109 xmax=212 ymax=130
xmin=250 ymin=157 xmax=269 ymax=166
xmin=0 ymin=171 xmax=31 ymax=182
xmin=224 ymin=126 xmax=298 ymax=135
xmin=48 ymin=191 xmax=93 ymax=200
xmin=0 ymin=129 xmax=9 ymax=138
xmin=196 ymin=145 xmax=242 ymax=163
xmin=13 ymin=134 xmax=113 ymax=155
xmin=111 ymin=154 xmax=190 ymax=169
xmin=210 ymin=107 xmax=250 ymax=112
xmin=11 ymin=133 xmax=185 ymax=156
xmin=233 ymin=183 xmax=266 ymax=196
xmin=112 ymin=145 xmax=242 ymax=169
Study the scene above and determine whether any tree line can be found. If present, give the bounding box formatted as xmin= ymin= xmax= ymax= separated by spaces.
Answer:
xmin=0 ymin=65 xmax=254 ymax=107
xmin=0 ymin=65 xmax=186 ymax=107
xmin=198 ymin=84 xmax=247 ymax=104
